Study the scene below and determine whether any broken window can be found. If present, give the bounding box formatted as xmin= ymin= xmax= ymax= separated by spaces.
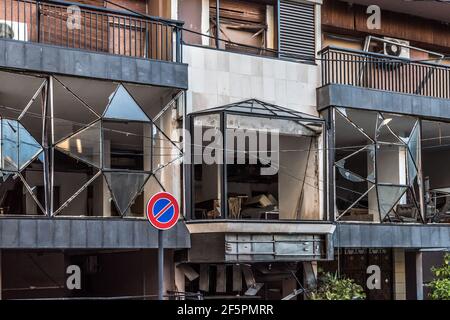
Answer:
xmin=182 ymin=262 xmax=304 ymax=300
xmin=178 ymin=0 xmax=277 ymax=54
xmin=210 ymin=0 xmax=276 ymax=54
xmin=0 ymin=70 xmax=182 ymax=218
xmin=333 ymin=107 xmax=423 ymax=223
xmin=190 ymin=99 xmax=324 ymax=221
xmin=422 ymin=120 xmax=450 ymax=223
xmin=0 ymin=71 xmax=46 ymax=216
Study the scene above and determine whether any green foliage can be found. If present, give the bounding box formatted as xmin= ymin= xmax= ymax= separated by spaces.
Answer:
xmin=309 ymin=272 xmax=366 ymax=300
xmin=428 ymin=253 xmax=450 ymax=300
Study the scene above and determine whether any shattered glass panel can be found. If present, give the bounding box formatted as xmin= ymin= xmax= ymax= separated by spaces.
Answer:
xmin=103 ymin=85 xmax=150 ymax=122
xmin=2 ymin=119 xmax=19 ymax=171
xmin=381 ymin=112 xmax=417 ymax=143
xmin=104 ymin=171 xmax=150 ymax=215
xmin=18 ymin=123 xmax=43 ymax=170
xmin=407 ymin=123 xmax=420 ymax=184
xmin=56 ymin=120 xmax=102 ymax=168
xmin=341 ymin=108 xmax=378 ymax=140
xmin=334 ymin=109 xmax=373 ymax=149
xmin=377 ymin=185 xmax=408 ymax=221
xmin=335 ymin=145 xmax=375 ymax=182
xmin=337 ymin=167 xmax=365 ymax=183
xmin=376 ymin=114 xmax=403 ymax=144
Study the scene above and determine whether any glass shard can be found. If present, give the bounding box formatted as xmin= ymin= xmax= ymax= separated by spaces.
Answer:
xmin=103 ymin=85 xmax=150 ymax=122
xmin=55 ymin=120 xmax=102 ymax=168
xmin=407 ymin=122 xmax=419 ymax=184
xmin=376 ymin=114 xmax=403 ymax=144
xmin=335 ymin=145 xmax=375 ymax=182
xmin=104 ymin=171 xmax=150 ymax=215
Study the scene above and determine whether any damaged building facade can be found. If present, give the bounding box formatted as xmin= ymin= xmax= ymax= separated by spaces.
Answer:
xmin=0 ymin=0 xmax=449 ymax=300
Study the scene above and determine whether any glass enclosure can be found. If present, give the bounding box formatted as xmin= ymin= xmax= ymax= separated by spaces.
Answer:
xmin=190 ymin=99 xmax=325 ymax=221
xmin=0 ymin=70 xmax=182 ymax=217
xmin=333 ymin=107 xmax=423 ymax=223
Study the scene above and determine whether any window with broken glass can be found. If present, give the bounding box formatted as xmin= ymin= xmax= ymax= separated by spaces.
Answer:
xmin=190 ymin=99 xmax=325 ymax=221
xmin=333 ymin=107 xmax=423 ymax=223
xmin=0 ymin=70 xmax=182 ymax=218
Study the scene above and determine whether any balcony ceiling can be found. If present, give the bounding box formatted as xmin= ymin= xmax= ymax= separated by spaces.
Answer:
xmin=339 ymin=0 xmax=450 ymax=23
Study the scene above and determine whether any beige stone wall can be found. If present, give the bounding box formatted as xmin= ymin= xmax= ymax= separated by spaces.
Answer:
xmin=393 ymin=249 xmax=406 ymax=300
xmin=183 ymin=45 xmax=319 ymax=115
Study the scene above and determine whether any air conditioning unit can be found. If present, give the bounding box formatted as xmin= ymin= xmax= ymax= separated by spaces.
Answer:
xmin=383 ymin=37 xmax=410 ymax=59
xmin=0 ymin=20 xmax=27 ymax=41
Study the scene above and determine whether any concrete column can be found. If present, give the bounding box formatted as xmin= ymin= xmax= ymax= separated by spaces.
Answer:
xmin=416 ymin=252 xmax=424 ymax=300
xmin=393 ymin=249 xmax=406 ymax=300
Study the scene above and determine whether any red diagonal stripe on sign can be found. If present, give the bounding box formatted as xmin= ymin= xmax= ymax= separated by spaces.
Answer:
xmin=154 ymin=200 xmax=174 ymax=221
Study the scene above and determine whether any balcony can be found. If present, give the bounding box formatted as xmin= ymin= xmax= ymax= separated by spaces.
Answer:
xmin=320 ymin=46 xmax=450 ymax=100
xmin=0 ymin=0 xmax=183 ymax=62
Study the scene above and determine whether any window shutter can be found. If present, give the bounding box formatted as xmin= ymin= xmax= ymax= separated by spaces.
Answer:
xmin=279 ymin=0 xmax=316 ymax=60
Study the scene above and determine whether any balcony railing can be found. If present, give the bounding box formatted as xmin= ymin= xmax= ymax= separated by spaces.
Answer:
xmin=0 ymin=0 xmax=183 ymax=62
xmin=320 ymin=46 xmax=450 ymax=100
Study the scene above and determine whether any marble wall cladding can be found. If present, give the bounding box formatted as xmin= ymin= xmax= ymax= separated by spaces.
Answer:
xmin=184 ymin=45 xmax=319 ymax=115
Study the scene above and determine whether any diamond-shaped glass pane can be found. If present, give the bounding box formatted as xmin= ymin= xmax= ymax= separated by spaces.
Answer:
xmin=104 ymin=85 xmax=150 ymax=122
xmin=378 ymin=185 xmax=408 ymax=220
xmin=56 ymin=121 xmax=101 ymax=168
xmin=104 ymin=171 xmax=150 ymax=215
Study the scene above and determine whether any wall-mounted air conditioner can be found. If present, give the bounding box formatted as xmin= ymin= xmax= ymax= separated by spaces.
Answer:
xmin=383 ymin=37 xmax=410 ymax=59
xmin=0 ymin=20 xmax=27 ymax=41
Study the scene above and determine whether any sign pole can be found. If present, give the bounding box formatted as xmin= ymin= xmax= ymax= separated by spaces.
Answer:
xmin=146 ymin=192 xmax=180 ymax=301
xmin=158 ymin=229 xmax=164 ymax=300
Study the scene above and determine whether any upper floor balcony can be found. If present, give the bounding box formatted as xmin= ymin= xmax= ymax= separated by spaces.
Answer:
xmin=0 ymin=0 xmax=183 ymax=63
xmin=320 ymin=46 xmax=450 ymax=100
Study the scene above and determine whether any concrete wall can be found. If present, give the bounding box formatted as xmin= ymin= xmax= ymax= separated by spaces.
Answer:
xmin=184 ymin=45 xmax=319 ymax=115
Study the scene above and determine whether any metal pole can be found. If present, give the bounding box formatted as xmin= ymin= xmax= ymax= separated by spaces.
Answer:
xmin=216 ymin=0 xmax=220 ymax=48
xmin=158 ymin=229 xmax=164 ymax=300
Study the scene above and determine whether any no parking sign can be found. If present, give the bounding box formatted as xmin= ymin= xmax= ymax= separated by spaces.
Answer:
xmin=146 ymin=192 xmax=180 ymax=230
